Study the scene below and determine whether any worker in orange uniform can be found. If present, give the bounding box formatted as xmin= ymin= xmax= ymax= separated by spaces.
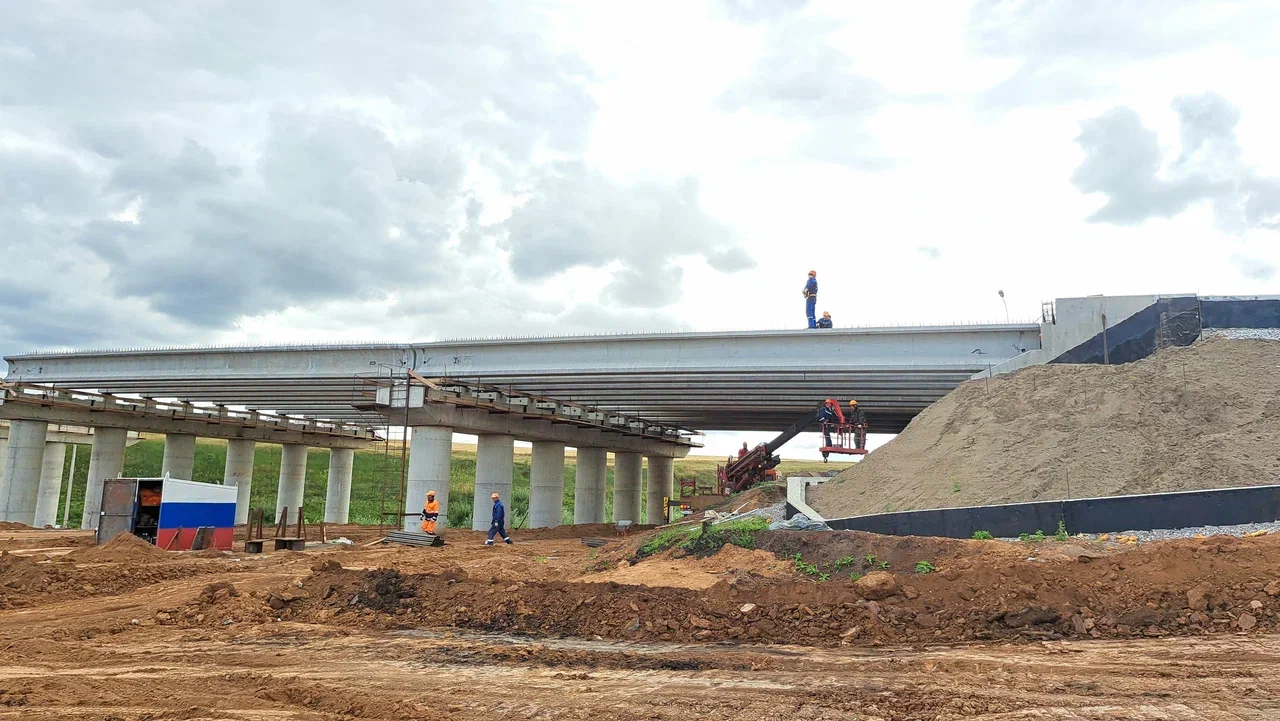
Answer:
xmin=420 ymin=490 xmax=440 ymax=534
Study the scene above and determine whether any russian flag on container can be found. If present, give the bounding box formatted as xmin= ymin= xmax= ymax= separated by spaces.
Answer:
xmin=156 ymin=478 xmax=237 ymax=551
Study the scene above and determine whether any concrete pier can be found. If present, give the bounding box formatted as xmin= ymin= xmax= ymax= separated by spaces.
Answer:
xmin=33 ymin=442 xmax=67 ymax=528
xmin=645 ymin=455 xmax=674 ymax=526
xmin=324 ymin=447 xmax=354 ymax=524
xmin=405 ymin=426 xmax=452 ymax=532
xmin=83 ymin=427 xmax=128 ymax=529
xmin=0 ymin=438 xmax=6 ymax=488
xmin=613 ymin=451 xmax=642 ymax=524
xmin=275 ymin=443 xmax=308 ymax=522
xmin=161 ymin=433 xmax=196 ymax=479
xmin=573 ymin=447 xmax=607 ymax=524
xmin=528 ymin=441 xmax=565 ymax=528
xmin=0 ymin=420 xmax=48 ymax=524
xmin=223 ymin=439 xmax=256 ymax=525
xmin=472 ymin=434 xmax=514 ymax=531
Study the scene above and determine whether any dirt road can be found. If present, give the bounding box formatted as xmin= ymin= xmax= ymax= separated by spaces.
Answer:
xmin=4 ymin=526 xmax=1280 ymax=719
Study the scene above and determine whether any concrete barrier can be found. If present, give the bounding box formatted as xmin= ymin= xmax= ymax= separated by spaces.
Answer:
xmin=815 ymin=484 xmax=1280 ymax=538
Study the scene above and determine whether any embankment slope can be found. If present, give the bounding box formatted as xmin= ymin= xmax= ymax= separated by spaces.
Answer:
xmin=811 ymin=339 xmax=1280 ymax=519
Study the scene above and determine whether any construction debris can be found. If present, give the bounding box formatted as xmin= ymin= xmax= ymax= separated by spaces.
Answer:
xmin=383 ymin=531 xmax=444 ymax=548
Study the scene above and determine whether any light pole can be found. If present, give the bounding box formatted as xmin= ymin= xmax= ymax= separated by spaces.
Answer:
xmin=998 ymin=290 xmax=1009 ymax=323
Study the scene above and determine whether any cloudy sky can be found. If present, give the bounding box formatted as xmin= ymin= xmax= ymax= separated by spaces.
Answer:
xmin=3 ymin=0 xmax=1279 ymax=456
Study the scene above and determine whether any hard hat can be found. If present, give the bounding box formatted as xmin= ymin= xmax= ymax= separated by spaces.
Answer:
xmin=808 ymin=269 xmax=816 ymax=276
xmin=427 ymin=490 xmax=435 ymax=497
xmin=849 ymin=399 xmax=859 ymax=407
xmin=491 ymin=492 xmax=500 ymax=499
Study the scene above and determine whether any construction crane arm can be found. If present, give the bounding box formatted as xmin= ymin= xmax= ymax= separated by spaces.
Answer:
xmin=764 ymin=404 xmax=824 ymax=454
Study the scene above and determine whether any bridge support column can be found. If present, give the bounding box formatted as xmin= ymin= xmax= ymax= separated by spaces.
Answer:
xmin=161 ymin=433 xmax=196 ymax=479
xmin=0 ymin=438 xmax=7 ymax=489
xmin=324 ymin=448 xmax=354 ymax=524
xmin=223 ymin=439 xmax=255 ymax=525
xmin=83 ymin=427 xmax=127 ymax=529
xmin=645 ymin=455 xmax=674 ymax=526
xmin=573 ymin=447 xmax=607 ymax=524
xmin=275 ymin=444 xmax=308 ymax=522
xmin=406 ymin=426 xmax=452 ymax=532
xmin=34 ymin=442 xmax=67 ymax=528
xmin=0 ymin=420 xmax=48 ymax=524
xmin=529 ymin=441 xmax=565 ymax=528
xmin=472 ymin=434 xmax=514 ymax=531
xmin=613 ymin=451 xmax=642 ymax=524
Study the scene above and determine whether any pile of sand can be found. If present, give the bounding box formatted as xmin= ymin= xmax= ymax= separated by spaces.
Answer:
xmin=65 ymin=532 xmax=171 ymax=563
xmin=811 ymin=338 xmax=1280 ymax=519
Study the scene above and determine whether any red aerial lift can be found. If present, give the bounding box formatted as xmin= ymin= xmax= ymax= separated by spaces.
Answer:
xmin=716 ymin=399 xmax=868 ymax=493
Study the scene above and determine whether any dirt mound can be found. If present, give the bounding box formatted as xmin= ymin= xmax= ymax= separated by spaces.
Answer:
xmin=0 ymin=552 xmax=63 ymax=607
xmin=812 ymin=339 xmax=1280 ymax=518
xmin=581 ymin=544 xmax=795 ymax=589
xmin=217 ymin=529 xmax=1280 ymax=648
xmin=0 ymin=521 xmax=31 ymax=530
xmin=65 ymin=532 xmax=171 ymax=564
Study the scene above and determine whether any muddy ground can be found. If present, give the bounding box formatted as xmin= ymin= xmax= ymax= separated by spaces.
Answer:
xmin=4 ymin=523 xmax=1280 ymax=720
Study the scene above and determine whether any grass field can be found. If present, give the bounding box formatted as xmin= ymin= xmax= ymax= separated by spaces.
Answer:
xmin=50 ymin=437 xmax=849 ymax=528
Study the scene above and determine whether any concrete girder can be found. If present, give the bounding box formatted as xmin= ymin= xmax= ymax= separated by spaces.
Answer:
xmin=402 ymin=405 xmax=690 ymax=458
xmin=0 ymin=402 xmax=373 ymax=448
xmin=5 ymin=322 xmax=1042 ymax=435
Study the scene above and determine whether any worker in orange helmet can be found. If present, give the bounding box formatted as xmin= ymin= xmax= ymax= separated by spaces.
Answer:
xmin=848 ymin=400 xmax=868 ymax=450
xmin=485 ymin=492 xmax=512 ymax=546
xmin=420 ymin=490 xmax=440 ymax=535
xmin=802 ymin=270 xmax=818 ymax=328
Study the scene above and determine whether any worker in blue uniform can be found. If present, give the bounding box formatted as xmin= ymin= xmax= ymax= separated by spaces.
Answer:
xmin=485 ymin=491 xmax=513 ymax=545
xmin=802 ymin=270 xmax=818 ymax=328
xmin=817 ymin=400 xmax=838 ymax=461
xmin=816 ymin=311 xmax=832 ymax=328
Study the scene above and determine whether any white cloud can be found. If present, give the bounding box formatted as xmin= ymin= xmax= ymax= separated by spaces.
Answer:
xmin=4 ymin=0 xmax=1280 ymax=457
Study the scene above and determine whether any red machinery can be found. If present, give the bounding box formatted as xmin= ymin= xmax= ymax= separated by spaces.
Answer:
xmin=716 ymin=400 xmax=868 ymax=493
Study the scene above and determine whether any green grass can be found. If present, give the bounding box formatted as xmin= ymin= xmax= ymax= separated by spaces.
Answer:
xmin=914 ymin=560 xmax=937 ymax=574
xmin=47 ymin=439 xmax=837 ymax=527
xmin=971 ymin=530 xmax=994 ymax=540
xmin=1054 ymin=520 xmax=1070 ymax=542
xmin=1019 ymin=529 xmax=1047 ymax=542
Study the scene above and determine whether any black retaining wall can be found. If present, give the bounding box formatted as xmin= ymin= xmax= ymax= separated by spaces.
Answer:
xmin=792 ymin=484 xmax=1280 ymax=539
xmin=1050 ymin=295 xmax=1280 ymax=366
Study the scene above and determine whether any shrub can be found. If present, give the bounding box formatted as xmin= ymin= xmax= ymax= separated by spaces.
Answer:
xmin=971 ymin=530 xmax=993 ymax=540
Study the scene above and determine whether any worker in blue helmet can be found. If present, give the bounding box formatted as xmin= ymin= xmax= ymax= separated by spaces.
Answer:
xmin=802 ymin=270 xmax=818 ymax=328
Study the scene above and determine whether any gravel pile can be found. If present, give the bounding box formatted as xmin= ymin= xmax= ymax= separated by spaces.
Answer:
xmin=1078 ymin=520 xmax=1280 ymax=543
xmin=719 ymin=501 xmax=788 ymax=526
xmin=1202 ymin=328 xmax=1280 ymax=341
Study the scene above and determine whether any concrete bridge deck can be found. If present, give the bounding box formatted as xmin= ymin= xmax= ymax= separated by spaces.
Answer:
xmin=6 ymin=323 xmax=1041 ymax=434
